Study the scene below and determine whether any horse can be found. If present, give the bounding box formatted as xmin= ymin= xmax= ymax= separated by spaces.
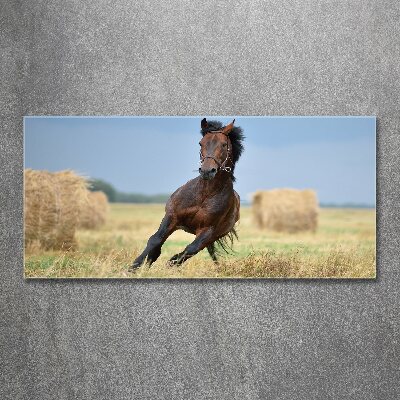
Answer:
xmin=129 ymin=118 xmax=244 ymax=271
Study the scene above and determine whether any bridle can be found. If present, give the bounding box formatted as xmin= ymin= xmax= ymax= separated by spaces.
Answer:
xmin=199 ymin=131 xmax=233 ymax=173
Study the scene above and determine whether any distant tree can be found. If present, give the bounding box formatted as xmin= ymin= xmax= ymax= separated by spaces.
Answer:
xmin=87 ymin=178 xmax=170 ymax=203
xmin=88 ymin=178 xmax=117 ymax=202
xmin=115 ymin=192 xmax=170 ymax=204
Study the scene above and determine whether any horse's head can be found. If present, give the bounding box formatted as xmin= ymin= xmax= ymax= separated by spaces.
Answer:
xmin=198 ymin=118 xmax=235 ymax=180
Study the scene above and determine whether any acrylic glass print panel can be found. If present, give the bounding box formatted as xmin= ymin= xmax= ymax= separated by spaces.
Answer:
xmin=23 ymin=116 xmax=376 ymax=279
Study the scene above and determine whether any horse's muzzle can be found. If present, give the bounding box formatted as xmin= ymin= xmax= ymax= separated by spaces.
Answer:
xmin=199 ymin=167 xmax=217 ymax=180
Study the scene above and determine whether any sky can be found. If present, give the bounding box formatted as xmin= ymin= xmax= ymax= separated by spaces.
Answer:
xmin=24 ymin=116 xmax=376 ymax=205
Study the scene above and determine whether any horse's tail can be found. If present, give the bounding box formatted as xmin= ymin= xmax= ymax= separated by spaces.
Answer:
xmin=214 ymin=227 xmax=238 ymax=255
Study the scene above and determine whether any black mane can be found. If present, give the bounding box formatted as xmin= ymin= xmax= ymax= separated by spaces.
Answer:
xmin=200 ymin=120 xmax=245 ymax=180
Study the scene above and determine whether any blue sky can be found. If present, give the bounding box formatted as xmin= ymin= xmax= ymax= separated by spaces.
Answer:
xmin=24 ymin=116 xmax=376 ymax=205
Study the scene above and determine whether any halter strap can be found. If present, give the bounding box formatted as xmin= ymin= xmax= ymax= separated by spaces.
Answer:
xmin=201 ymin=155 xmax=223 ymax=167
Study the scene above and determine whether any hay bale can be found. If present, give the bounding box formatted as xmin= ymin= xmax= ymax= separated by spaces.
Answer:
xmin=79 ymin=191 xmax=109 ymax=229
xmin=24 ymin=169 xmax=88 ymax=250
xmin=252 ymin=189 xmax=319 ymax=233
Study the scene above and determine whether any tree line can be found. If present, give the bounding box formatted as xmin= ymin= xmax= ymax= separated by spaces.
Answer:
xmin=88 ymin=179 xmax=170 ymax=203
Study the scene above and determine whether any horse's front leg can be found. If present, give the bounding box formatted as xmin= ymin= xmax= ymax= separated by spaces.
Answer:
xmin=129 ymin=215 xmax=175 ymax=271
xmin=169 ymin=228 xmax=215 ymax=266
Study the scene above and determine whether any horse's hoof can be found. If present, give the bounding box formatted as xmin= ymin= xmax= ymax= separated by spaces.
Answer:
xmin=166 ymin=261 xmax=174 ymax=268
xmin=167 ymin=259 xmax=179 ymax=268
xmin=128 ymin=262 xmax=141 ymax=272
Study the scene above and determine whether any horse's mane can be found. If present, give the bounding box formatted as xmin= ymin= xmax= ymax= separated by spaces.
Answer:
xmin=200 ymin=120 xmax=245 ymax=180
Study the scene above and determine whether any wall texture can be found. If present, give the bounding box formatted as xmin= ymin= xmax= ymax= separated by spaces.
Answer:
xmin=1 ymin=1 xmax=399 ymax=399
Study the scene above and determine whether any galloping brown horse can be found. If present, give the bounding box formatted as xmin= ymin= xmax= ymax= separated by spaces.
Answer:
xmin=129 ymin=118 xmax=244 ymax=271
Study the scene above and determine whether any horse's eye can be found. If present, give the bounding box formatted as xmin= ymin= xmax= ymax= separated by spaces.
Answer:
xmin=222 ymin=143 xmax=227 ymax=147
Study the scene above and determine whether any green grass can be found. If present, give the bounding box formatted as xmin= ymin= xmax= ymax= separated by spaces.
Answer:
xmin=24 ymin=204 xmax=376 ymax=279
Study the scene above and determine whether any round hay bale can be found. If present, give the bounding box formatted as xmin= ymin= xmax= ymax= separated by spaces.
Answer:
xmin=252 ymin=188 xmax=319 ymax=233
xmin=79 ymin=190 xmax=109 ymax=229
xmin=24 ymin=169 xmax=88 ymax=250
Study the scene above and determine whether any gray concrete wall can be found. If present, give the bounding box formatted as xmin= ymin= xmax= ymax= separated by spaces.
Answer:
xmin=1 ymin=1 xmax=399 ymax=399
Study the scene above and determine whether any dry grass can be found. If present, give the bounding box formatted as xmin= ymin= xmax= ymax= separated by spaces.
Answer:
xmin=24 ymin=204 xmax=376 ymax=279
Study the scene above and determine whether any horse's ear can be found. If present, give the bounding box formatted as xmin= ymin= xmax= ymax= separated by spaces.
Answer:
xmin=201 ymin=118 xmax=208 ymax=131
xmin=222 ymin=119 xmax=235 ymax=136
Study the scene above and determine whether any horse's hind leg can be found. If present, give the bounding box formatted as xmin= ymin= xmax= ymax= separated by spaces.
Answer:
xmin=207 ymin=244 xmax=218 ymax=263
xmin=129 ymin=215 xmax=175 ymax=271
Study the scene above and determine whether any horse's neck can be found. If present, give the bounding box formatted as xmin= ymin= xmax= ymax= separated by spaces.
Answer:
xmin=200 ymin=172 xmax=233 ymax=195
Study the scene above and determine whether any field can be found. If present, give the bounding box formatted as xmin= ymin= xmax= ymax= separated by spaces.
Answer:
xmin=24 ymin=204 xmax=376 ymax=279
